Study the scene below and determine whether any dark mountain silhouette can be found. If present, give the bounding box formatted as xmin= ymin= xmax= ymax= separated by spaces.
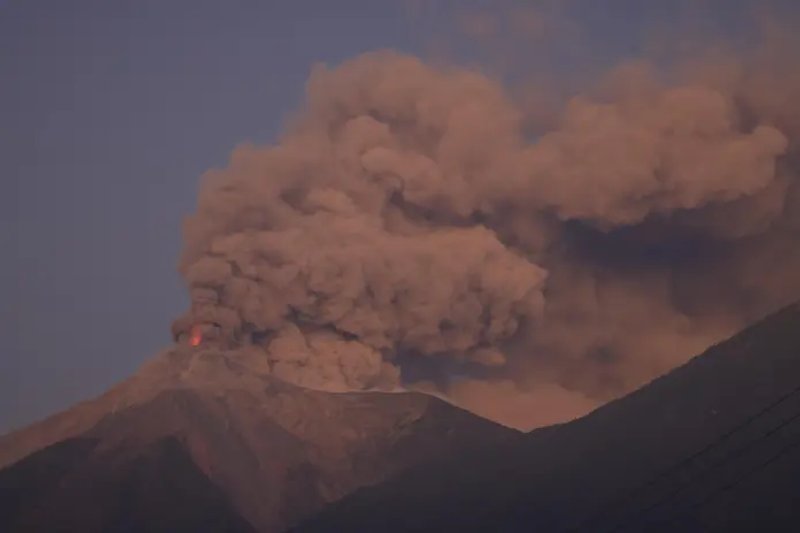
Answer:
xmin=295 ymin=302 xmax=800 ymax=533
xmin=0 ymin=348 xmax=519 ymax=532
xmin=0 ymin=436 xmax=256 ymax=533
xmin=4 ymin=304 xmax=799 ymax=533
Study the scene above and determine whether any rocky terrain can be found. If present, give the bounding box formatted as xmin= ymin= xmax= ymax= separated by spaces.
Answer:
xmin=0 ymin=346 xmax=519 ymax=532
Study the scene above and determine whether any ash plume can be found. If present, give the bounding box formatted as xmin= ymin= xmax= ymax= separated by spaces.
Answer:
xmin=174 ymin=30 xmax=800 ymax=429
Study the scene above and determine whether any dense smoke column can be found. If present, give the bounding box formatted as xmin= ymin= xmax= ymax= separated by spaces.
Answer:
xmin=174 ymin=46 xmax=800 ymax=428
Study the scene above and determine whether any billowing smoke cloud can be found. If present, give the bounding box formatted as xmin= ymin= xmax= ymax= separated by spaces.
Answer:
xmin=174 ymin=29 xmax=800 ymax=429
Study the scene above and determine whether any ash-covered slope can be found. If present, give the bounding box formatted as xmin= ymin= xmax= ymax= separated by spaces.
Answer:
xmin=0 ymin=347 xmax=519 ymax=533
xmin=296 ymin=302 xmax=800 ymax=533
xmin=0 ymin=435 xmax=256 ymax=533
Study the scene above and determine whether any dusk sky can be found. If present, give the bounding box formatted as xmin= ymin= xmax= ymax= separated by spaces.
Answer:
xmin=3 ymin=0 xmax=796 ymax=433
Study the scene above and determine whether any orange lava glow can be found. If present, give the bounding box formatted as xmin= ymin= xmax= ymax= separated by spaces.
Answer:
xmin=189 ymin=326 xmax=203 ymax=347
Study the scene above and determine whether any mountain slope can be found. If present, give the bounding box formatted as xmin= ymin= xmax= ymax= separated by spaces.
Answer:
xmin=296 ymin=302 xmax=800 ymax=532
xmin=0 ymin=348 xmax=519 ymax=532
xmin=0 ymin=436 xmax=256 ymax=532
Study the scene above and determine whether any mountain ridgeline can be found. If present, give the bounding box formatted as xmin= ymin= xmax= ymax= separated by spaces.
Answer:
xmin=1 ymin=303 xmax=799 ymax=532
xmin=0 ymin=348 xmax=519 ymax=532
xmin=295 ymin=302 xmax=800 ymax=532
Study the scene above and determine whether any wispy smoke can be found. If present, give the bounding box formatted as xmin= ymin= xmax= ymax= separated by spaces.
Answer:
xmin=173 ymin=24 xmax=800 ymax=429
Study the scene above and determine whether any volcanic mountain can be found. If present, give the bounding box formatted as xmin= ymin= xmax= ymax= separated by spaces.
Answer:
xmin=295 ymin=302 xmax=800 ymax=532
xmin=0 ymin=347 xmax=519 ymax=532
xmin=5 ymin=306 xmax=799 ymax=533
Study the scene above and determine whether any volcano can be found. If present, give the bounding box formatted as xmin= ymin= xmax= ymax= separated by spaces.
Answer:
xmin=0 ymin=347 xmax=519 ymax=532
xmin=295 ymin=302 xmax=800 ymax=532
xmin=4 ymin=306 xmax=800 ymax=532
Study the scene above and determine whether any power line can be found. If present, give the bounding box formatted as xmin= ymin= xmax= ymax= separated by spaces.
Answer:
xmin=607 ymin=406 xmax=800 ymax=532
xmin=563 ymin=382 xmax=800 ymax=533
xmin=654 ymin=433 xmax=800 ymax=532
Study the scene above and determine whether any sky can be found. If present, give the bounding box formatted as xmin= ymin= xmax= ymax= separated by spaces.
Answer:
xmin=2 ymin=0 xmax=796 ymax=433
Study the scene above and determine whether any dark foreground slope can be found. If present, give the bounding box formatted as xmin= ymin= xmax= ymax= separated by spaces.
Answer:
xmin=0 ymin=436 xmax=255 ymax=533
xmin=297 ymin=303 xmax=800 ymax=533
xmin=0 ymin=349 xmax=518 ymax=532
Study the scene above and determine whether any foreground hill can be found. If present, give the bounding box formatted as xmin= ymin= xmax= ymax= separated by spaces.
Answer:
xmin=0 ymin=434 xmax=256 ymax=532
xmin=296 ymin=302 xmax=800 ymax=532
xmin=0 ymin=348 xmax=519 ymax=532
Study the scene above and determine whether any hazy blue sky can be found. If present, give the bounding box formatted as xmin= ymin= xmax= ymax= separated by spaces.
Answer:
xmin=3 ymin=0 xmax=795 ymax=432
